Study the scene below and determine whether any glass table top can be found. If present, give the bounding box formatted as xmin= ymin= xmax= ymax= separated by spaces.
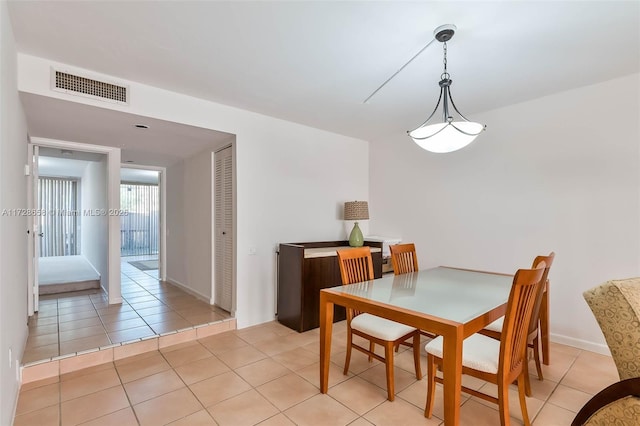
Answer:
xmin=327 ymin=267 xmax=514 ymax=324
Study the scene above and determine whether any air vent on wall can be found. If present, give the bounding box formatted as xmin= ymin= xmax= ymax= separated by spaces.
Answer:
xmin=52 ymin=69 xmax=129 ymax=104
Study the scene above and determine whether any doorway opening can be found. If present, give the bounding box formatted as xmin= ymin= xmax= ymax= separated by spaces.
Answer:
xmin=36 ymin=149 xmax=106 ymax=297
xmin=120 ymin=167 xmax=162 ymax=276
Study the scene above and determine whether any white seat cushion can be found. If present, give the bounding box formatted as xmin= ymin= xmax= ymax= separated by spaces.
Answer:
xmin=425 ymin=334 xmax=500 ymax=374
xmin=484 ymin=316 xmax=504 ymax=333
xmin=351 ymin=314 xmax=417 ymax=341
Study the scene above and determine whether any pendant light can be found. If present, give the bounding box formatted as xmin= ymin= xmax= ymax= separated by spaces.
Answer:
xmin=407 ymin=25 xmax=486 ymax=153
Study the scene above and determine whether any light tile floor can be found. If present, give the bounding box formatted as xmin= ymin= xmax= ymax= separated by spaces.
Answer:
xmin=14 ymin=320 xmax=619 ymax=425
xmin=23 ymin=256 xmax=231 ymax=364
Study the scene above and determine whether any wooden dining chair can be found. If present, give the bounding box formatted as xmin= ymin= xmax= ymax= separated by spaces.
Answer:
xmin=336 ymin=247 xmax=422 ymax=401
xmin=480 ymin=252 xmax=555 ymax=396
xmin=389 ymin=243 xmax=419 ymax=275
xmin=389 ymin=243 xmax=436 ymax=345
xmin=424 ymin=263 xmax=546 ymax=426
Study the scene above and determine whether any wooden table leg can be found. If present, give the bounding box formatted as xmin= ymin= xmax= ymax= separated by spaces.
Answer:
xmin=319 ymin=291 xmax=334 ymax=394
xmin=541 ymin=282 xmax=550 ymax=365
xmin=441 ymin=326 xmax=463 ymax=426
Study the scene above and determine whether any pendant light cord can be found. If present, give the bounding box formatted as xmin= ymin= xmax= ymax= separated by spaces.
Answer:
xmin=363 ymin=37 xmax=437 ymax=104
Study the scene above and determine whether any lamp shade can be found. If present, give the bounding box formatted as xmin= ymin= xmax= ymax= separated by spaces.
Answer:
xmin=344 ymin=201 xmax=369 ymax=221
xmin=409 ymin=121 xmax=484 ymax=153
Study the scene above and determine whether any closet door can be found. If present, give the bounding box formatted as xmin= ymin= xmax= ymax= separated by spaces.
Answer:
xmin=214 ymin=146 xmax=233 ymax=312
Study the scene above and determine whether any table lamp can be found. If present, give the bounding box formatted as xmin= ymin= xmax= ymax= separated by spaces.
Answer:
xmin=344 ymin=201 xmax=369 ymax=247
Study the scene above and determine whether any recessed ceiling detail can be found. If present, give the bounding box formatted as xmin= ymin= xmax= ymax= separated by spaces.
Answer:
xmin=52 ymin=69 xmax=128 ymax=104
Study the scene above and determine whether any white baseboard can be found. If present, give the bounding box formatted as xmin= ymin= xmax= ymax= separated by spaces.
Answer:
xmin=11 ymin=380 xmax=20 ymax=426
xmin=550 ymin=333 xmax=611 ymax=356
xmin=166 ymin=277 xmax=213 ymax=304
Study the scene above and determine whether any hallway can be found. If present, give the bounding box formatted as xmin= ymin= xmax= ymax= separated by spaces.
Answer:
xmin=23 ymin=256 xmax=231 ymax=364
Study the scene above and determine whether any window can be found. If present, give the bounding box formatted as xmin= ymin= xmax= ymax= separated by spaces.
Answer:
xmin=39 ymin=177 xmax=79 ymax=257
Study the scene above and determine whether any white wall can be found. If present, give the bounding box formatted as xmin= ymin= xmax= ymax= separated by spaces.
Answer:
xmin=184 ymin=150 xmax=213 ymax=300
xmin=0 ymin=1 xmax=29 ymax=423
xmin=17 ymin=55 xmax=369 ymax=328
xmin=370 ymin=73 xmax=640 ymax=353
xmin=166 ymin=159 xmax=186 ymax=287
xmin=236 ymin=124 xmax=368 ymax=326
xmin=80 ymin=158 xmax=109 ymax=291
xmin=165 ymin=149 xmax=214 ymax=301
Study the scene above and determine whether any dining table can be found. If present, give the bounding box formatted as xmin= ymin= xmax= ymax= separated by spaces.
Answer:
xmin=319 ymin=266 xmax=526 ymax=426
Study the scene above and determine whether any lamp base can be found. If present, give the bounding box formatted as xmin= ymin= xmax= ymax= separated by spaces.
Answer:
xmin=349 ymin=222 xmax=364 ymax=247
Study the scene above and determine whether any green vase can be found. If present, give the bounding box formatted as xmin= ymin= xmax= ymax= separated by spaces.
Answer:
xmin=349 ymin=222 xmax=364 ymax=247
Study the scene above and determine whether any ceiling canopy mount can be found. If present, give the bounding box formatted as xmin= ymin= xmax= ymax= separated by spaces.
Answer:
xmin=433 ymin=24 xmax=456 ymax=43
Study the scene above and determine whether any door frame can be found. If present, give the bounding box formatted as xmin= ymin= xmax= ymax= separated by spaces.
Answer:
xmin=28 ymin=137 xmax=122 ymax=308
xmin=120 ymin=164 xmax=167 ymax=281
xmin=26 ymin=143 xmax=38 ymax=315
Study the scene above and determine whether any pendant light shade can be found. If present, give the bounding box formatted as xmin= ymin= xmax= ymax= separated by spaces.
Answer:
xmin=408 ymin=24 xmax=485 ymax=153
xmin=410 ymin=121 xmax=485 ymax=153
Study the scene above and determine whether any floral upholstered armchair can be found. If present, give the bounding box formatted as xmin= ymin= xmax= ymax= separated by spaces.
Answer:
xmin=572 ymin=279 xmax=640 ymax=425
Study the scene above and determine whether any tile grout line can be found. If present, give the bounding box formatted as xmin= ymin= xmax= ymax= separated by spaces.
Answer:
xmin=531 ymin=347 xmax=586 ymax=422
xmin=19 ymin=322 xmax=602 ymax=426
xmin=156 ymin=342 xmax=209 ymax=423
xmin=111 ymin=357 xmax=142 ymax=425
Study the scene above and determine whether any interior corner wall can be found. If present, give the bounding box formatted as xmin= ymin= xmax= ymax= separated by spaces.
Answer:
xmin=80 ymin=158 xmax=109 ymax=292
xmin=0 ymin=1 xmax=29 ymax=423
xmin=370 ymin=73 xmax=640 ymax=353
xmin=234 ymin=125 xmax=368 ymax=327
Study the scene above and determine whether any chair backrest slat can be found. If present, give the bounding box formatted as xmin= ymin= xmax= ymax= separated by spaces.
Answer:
xmin=337 ymin=247 xmax=374 ymax=285
xmin=390 ymin=243 xmax=419 ymax=275
xmin=500 ymin=263 xmax=546 ymax=378
xmin=337 ymin=247 xmax=375 ymax=320
xmin=528 ymin=252 xmax=555 ymax=335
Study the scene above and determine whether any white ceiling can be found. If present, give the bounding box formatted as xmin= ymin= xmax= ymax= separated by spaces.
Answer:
xmin=8 ymin=1 xmax=640 ymax=149
xmin=21 ymin=93 xmax=233 ymax=167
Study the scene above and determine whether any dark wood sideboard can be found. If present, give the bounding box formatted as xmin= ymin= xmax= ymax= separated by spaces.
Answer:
xmin=277 ymin=240 xmax=383 ymax=332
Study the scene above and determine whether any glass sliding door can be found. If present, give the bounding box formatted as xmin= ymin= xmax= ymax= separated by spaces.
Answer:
xmin=120 ymin=183 xmax=159 ymax=256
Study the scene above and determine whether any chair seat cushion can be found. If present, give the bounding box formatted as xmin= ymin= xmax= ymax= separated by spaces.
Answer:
xmin=425 ymin=334 xmax=500 ymax=374
xmin=484 ymin=316 xmax=504 ymax=333
xmin=351 ymin=314 xmax=417 ymax=341
xmin=586 ymin=396 xmax=640 ymax=425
